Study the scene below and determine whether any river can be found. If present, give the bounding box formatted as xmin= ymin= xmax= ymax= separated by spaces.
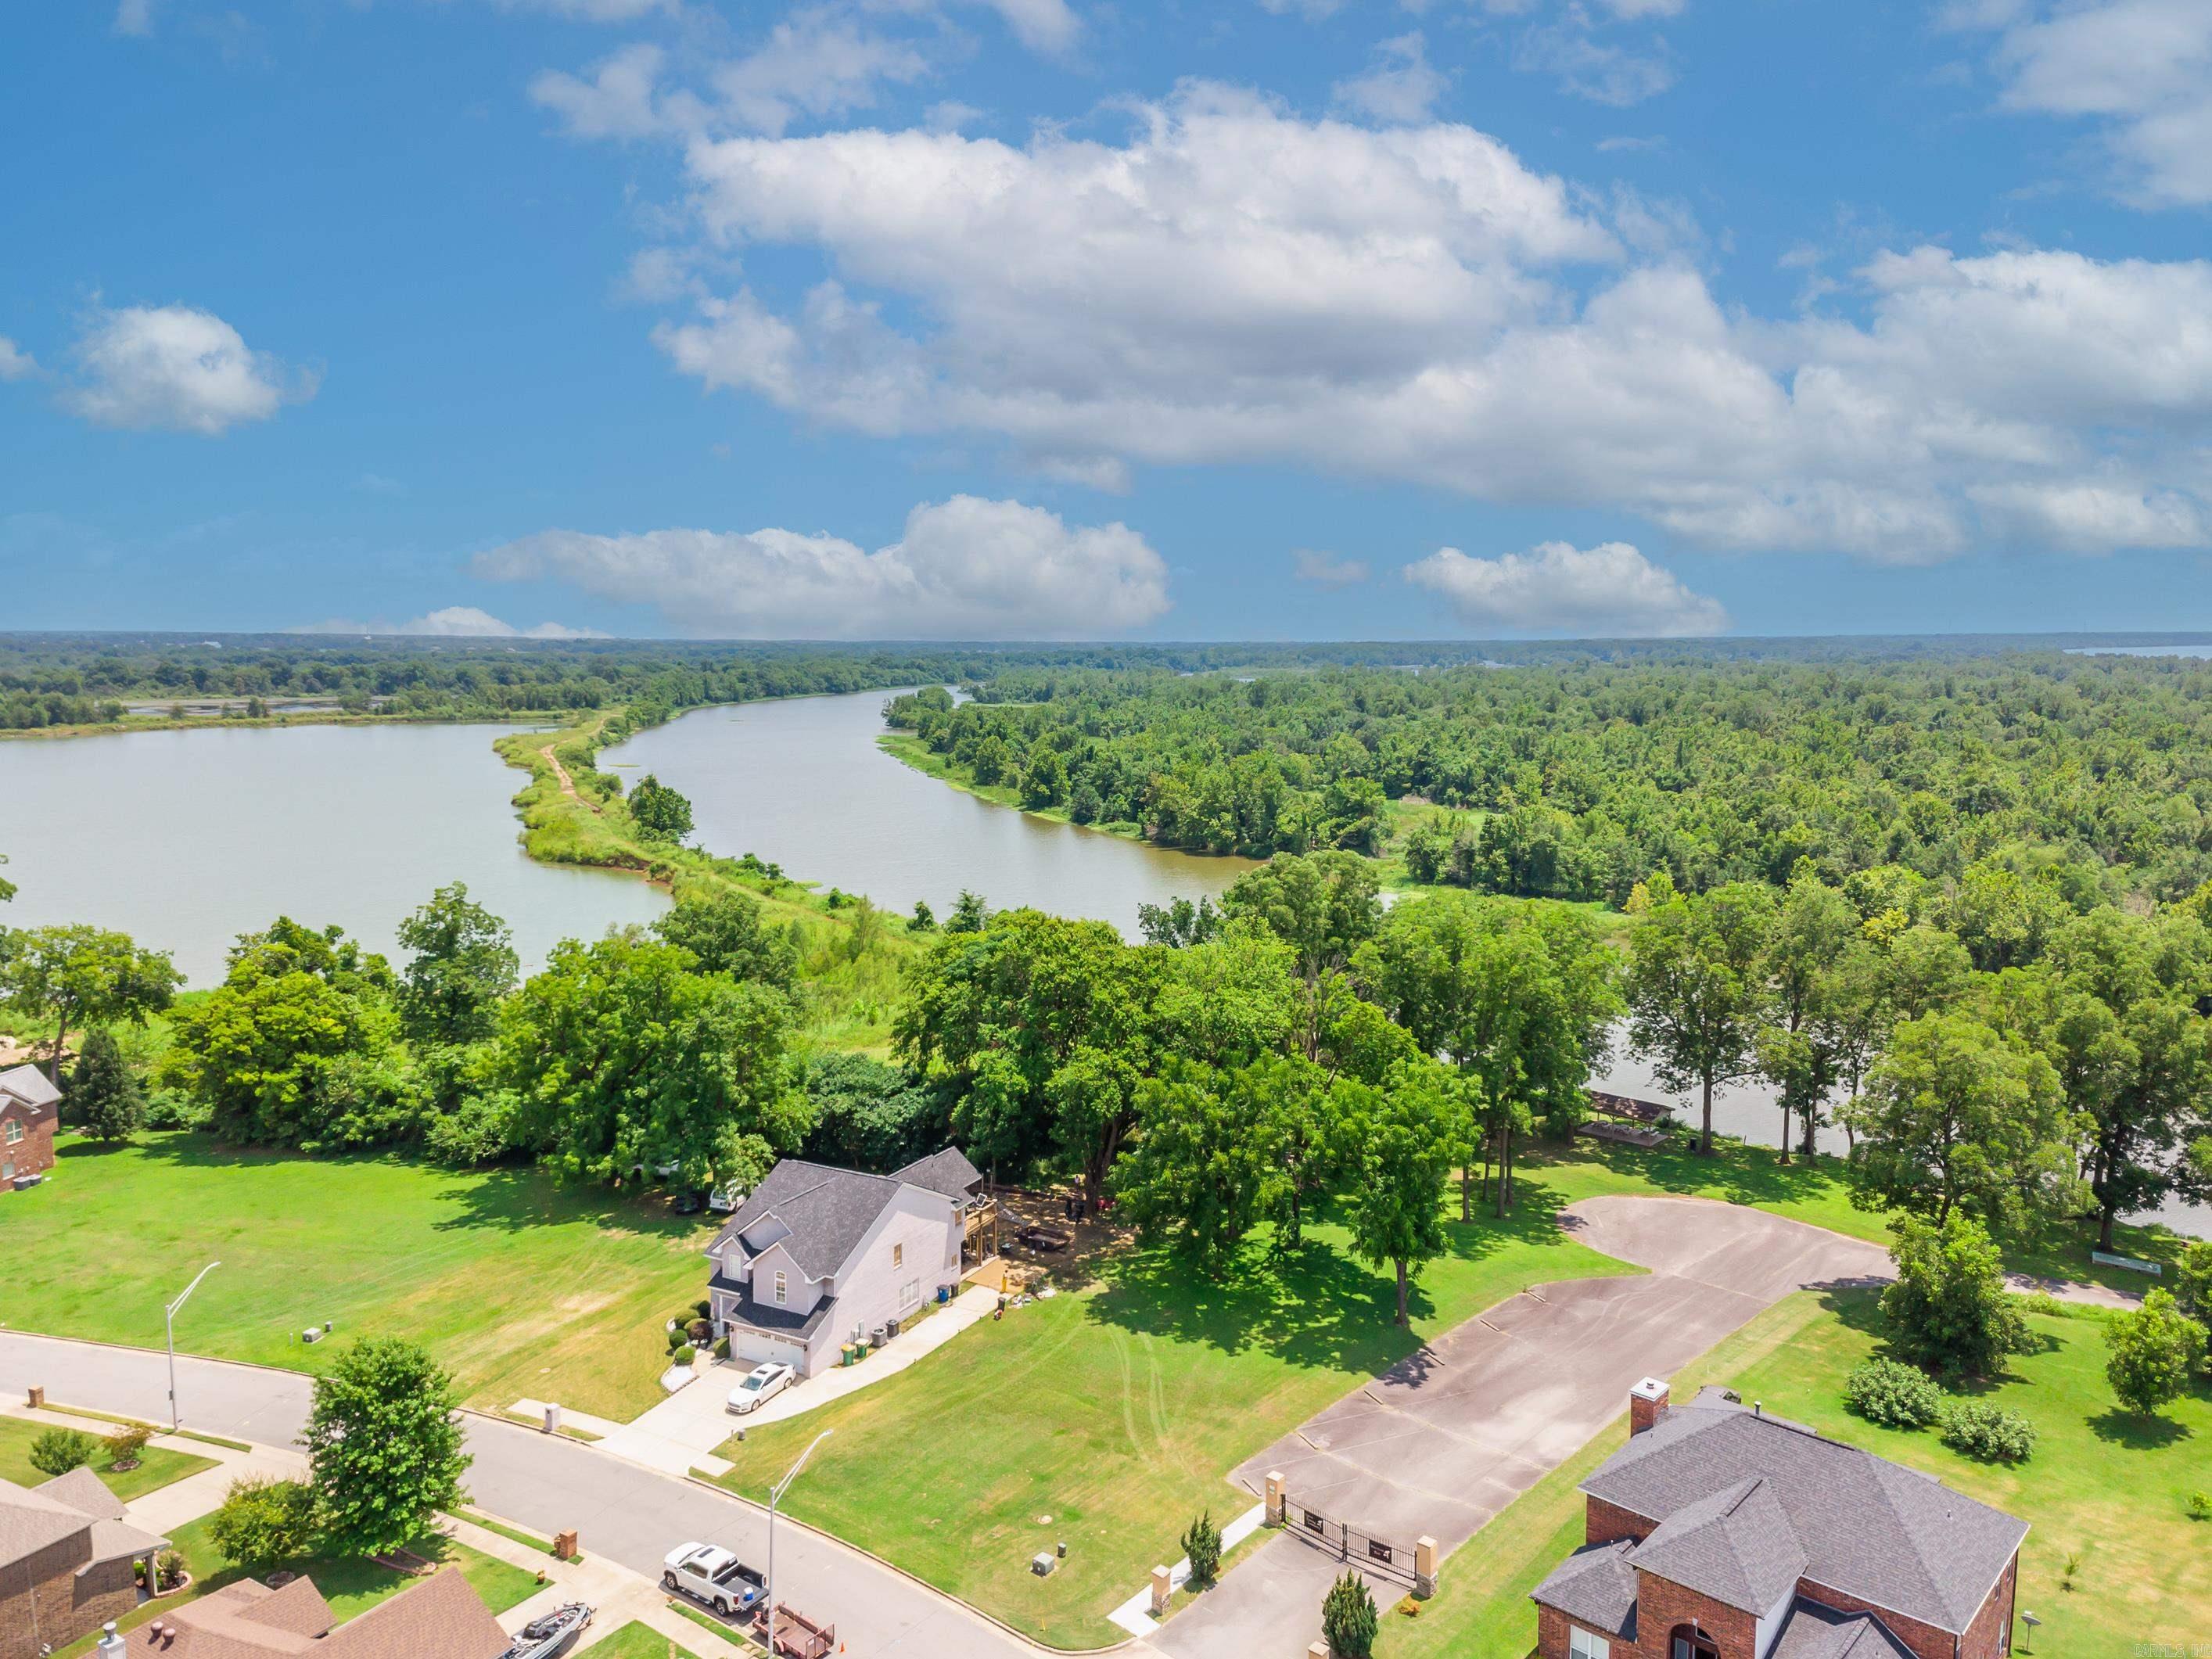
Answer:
xmin=599 ymin=691 xmax=1255 ymax=938
xmin=0 ymin=723 xmax=667 ymax=986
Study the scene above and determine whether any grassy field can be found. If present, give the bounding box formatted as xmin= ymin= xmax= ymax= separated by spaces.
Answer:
xmin=591 ymin=1621 xmax=704 ymax=1659
xmin=713 ymin=1182 xmax=1643 ymax=1647
xmin=49 ymin=1514 xmax=540 ymax=1659
xmin=1382 ymin=1287 xmax=2212 ymax=1658
xmin=0 ymin=1132 xmax=715 ymax=1420
xmin=0 ymin=1413 xmax=218 ymax=1502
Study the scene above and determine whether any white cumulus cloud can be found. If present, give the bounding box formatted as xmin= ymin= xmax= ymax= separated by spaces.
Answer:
xmin=1406 ymin=540 xmax=1727 ymax=637
xmin=64 ymin=305 xmax=309 ymax=435
xmin=476 ymin=496 xmax=1172 ymax=638
xmin=0 ymin=337 xmax=35 ymax=381
xmin=1962 ymin=0 xmax=2212 ymax=206
xmin=300 ymin=608 xmax=608 ymax=639
xmin=1334 ymin=33 xmax=1449 ymax=124
xmin=625 ymin=88 xmax=2212 ymax=562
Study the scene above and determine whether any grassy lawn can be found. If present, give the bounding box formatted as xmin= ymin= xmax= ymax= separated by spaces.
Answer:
xmin=1382 ymin=1287 xmax=2212 ymax=1659
xmin=591 ymin=1621 xmax=704 ymax=1659
xmin=0 ymin=1132 xmax=716 ymax=1420
xmin=0 ymin=1413 xmax=218 ymax=1503
xmin=50 ymin=1513 xmax=540 ymax=1659
xmin=713 ymin=1190 xmax=1641 ymax=1648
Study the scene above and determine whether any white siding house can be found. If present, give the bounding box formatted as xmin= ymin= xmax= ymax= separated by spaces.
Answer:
xmin=705 ymin=1149 xmax=984 ymax=1377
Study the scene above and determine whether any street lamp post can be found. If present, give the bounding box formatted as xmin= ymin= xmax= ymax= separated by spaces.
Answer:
xmin=765 ymin=1428 xmax=831 ymax=1657
xmin=164 ymin=1262 xmax=221 ymax=1433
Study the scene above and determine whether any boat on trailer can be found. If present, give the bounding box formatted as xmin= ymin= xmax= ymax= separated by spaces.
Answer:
xmin=501 ymin=1602 xmax=594 ymax=1658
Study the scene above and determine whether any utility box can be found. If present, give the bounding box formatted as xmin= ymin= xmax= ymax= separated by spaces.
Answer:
xmin=1031 ymin=1552 xmax=1057 ymax=1577
xmin=543 ymin=1403 xmax=562 ymax=1435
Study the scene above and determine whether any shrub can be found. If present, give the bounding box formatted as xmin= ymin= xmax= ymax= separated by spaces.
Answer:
xmin=2186 ymin=1491 xmax=2211 ymax=1522
xmin=206 ymin=1476 xmax=318 ymax=1565
xmin=672 ymin=1345 xmax=696 ymax=1366
xmin=104 ymin=1423 xmax=154 ymax=1470
xmin=1182 ymin=1510 xmax=1222 ymax=1591
xmin=694 ymin=1299 xmax=713 ymax=1320
xmin=1844 ymin=1359 xmax=1942 ymax=1429
xmin=1937 ymin=1401 xmax=2037 ymax=1463
xmin=713 ymin=1336 xmax=731 ymax=1360
xmin=1880 ymin=1213 xmax=2025 ymax=1378
xmin=153 ymin=1549 xmax=188 ymax=1592
xmin=1323 ymin=1571 xmax=1379 ymax=1659
xmin=144 ymin=1086 xmax=210 ymax=1132
xmin=666 ymin=1326 xmax=689 ymax=1353
xmin=687 ymin=1319 xmax=713 ymax=1345
xmin=29 ymin=1428 xmax=99 ymax=1478
xmin=2106 ymin=1290 xmax=2209 ymax=1417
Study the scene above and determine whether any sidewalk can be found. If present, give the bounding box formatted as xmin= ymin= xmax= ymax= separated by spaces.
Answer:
xmin=594 ymin=1284 xmax=1000 ymax=1476
xmin=0 ymin=1396 xmax=303 ymax=1537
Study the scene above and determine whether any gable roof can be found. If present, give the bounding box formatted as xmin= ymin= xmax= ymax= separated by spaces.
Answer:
xmin=0 ymin=1469 xmax=168 ymax=1575
xmin=0 ymin=1063 xmax=60 ymax=1114
xmin=0 ymin=1475 xmax=97 ymax=1571
xmin=892 ymin=1147 xmax=983 ymax=1200
xmin=141 ymin=1567 xmax=505 ymax=1659
xmin=1625 ymin=1474 xmax=1806 ymax=1614
xmin=1769 ymin=1597 xmax=1920 ymax=1659
xmin=1531 ymin=1539 xmax=1640 ymax=1638
xmin=1581 ymin=1388 xmax=2027 ymax=1636
xmin=711 ymin=1159 xmax=903 ymax=1280
xmin=36 ymin=1465 xmax=127 ymax=1522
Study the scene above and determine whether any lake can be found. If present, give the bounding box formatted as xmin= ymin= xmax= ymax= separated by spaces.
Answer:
xmin=0 ymin=723 xmax=667 ymax=986
xmin=600 ymin=690 xmax=1255 ymax=939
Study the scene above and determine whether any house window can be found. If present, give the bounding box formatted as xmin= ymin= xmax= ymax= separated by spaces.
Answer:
xmin=2 ymin=1119 xmax=20 ymax=1145
xmin=774 ymin=1271 xmax=788 ymax=1306
xmin=900 ymin=1278 xmax=921 ymax=1310
xmin=1571 ymin=1629 xmax=1611 ymax=1659
xmin=1670 ymin=1628 xmax=1718 ymax=1659
xmin=892 ymin=1242 xmax=903 ymax=1269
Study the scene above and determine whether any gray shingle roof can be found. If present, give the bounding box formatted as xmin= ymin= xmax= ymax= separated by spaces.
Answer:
xmin=0 ymin=1063 xmax=59 ymax=1114
xmin=1581 ymin=1388 xmax=2027 ymax=1636
xmin=1769 ymin=1597 xmax=1919 ymax=1659
xmin=1531 ymin=1540 xmax=1640 ymax=1638
xmin=892 ymin=1147 xmax=983 ymax=1200
xmin=709 ymin=1271 xmax=840 ymax=1341
xmin=1625 ymin=1475 xmax=1806 ymax=1614
xmin=710 ymin=1158 xmax=904 ymax=1280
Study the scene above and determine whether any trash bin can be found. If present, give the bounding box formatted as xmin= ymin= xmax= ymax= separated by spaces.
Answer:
xmin=840 ymin=1343 xmax=857 ymax=1367
xmin=936 ymin=1284 xmax=952 ymax=1305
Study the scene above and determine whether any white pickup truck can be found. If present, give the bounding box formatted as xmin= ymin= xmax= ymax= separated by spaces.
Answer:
xmin=661 ymin=1542 xmax=767 ymax=1617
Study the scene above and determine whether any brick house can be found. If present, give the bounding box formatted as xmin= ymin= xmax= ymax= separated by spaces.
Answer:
xmin=110 ymin=1564 xmax=510 ymax=1657
xmin=1532 ymin=1379 xmax=2027 ymax=1659
xmin=0 ymin=1468 xmax=170 ymax=1659
xmin=0 ymin=1063 xmax=61 ymax=1190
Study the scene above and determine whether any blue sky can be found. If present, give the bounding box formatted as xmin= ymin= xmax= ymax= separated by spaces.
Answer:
xmin=3 ymin=0 xmax=2210 ymax=641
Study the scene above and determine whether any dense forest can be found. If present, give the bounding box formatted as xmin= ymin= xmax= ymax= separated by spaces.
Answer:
xmin=887 ymin=652 xmax=2212 ymax=907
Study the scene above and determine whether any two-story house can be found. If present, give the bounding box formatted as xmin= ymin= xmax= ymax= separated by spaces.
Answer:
xmin=1532 ymin=1379 xmax=2027 ymax=1659
xmin=0 ymin=1468 xmax=169 ymax=1659
xmin=704 ymin=1148 xmax=986 ymax=1377
xmin=1 ymin=1063 xmax=60 ymax=1190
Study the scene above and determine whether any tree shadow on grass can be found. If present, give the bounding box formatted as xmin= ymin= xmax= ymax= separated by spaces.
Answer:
xmin=2088 ymin=1409 xmax=2192 ymax=1450
xmin=1524 ymin=1135 xmax=1858 ymax=1217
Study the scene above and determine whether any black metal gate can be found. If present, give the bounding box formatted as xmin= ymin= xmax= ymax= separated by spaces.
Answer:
xmin=1284 ymin=1499 xmax=1417 ymax=1586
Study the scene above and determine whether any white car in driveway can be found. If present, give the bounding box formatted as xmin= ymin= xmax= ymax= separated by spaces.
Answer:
xmin=726 ymin=1361 xmax=795 ymax=1415
xmin=662 ymin=1542 xmax=765 ymax=1617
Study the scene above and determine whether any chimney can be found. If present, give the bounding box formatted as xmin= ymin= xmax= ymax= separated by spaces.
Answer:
xmin=1629 ymin=1376 xmax=1670 ymax=1435
xmin=96 ymin=1622 xmax=127 ymax=1657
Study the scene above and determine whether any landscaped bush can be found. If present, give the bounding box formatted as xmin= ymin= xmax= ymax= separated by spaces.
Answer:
xmin=29 ymin=1427 xmax=99 ymax=1478
xmin=672 ymin=1345 xmax=696 ymax=1366
xmin=1181 ymin=1510 xmax=1221 ymax=1591
xmin=686 ymin=1319 xmax=713 ymax=1345
xmin=152 ymin=1549 xmax=189 ymax=1592
xmin=1844 ymin=1359 xmax=1942 ymax=1429
xmin=694 ymin=1299 xmax=712 ymax=1320
xmin=206 ymin=1475 xmax=318 ymax=1565
xmin=1323 ymin=1570 xmax=1379 ymax=1659
xmin=713 ymin=1337 xmax=731 ymax=1360
xmin=1937 ymin=1401 xmax=2037 ymax=1463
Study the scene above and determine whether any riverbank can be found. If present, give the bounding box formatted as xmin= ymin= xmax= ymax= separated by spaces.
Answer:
xmin=876 ymin=730 xmax=1157 ymax=846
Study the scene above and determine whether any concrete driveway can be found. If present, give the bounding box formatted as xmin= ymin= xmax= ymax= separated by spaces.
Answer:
xmin=1153 ymin=1196 xmax=1892 ymax=1659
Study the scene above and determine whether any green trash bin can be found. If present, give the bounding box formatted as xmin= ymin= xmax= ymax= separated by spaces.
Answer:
xmin=840 ymin=1343 xmax=857 ymax=1367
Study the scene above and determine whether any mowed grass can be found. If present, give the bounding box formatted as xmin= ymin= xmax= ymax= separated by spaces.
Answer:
xmin=714 ymin=1191 xmax=1643 ymax=1647
xmin=590 ymin=1621 xmax=703 ymax=1659
xmin=49 ymin=1514 xmax=540 ymax=1659
xmin=0 ymin=1133 xmax=715 ymax=1420
xmin=1384 ymin=1287 xmax=2212 ymax=1658
xmin=0 ymin=1413 xmax=218 ymax=1502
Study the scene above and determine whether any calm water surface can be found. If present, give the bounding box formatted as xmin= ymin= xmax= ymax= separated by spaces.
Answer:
xmin=602 ymin=691 xmax=1255 ymax=938
xmin=0 ymin=723 xmax=666 ymax=986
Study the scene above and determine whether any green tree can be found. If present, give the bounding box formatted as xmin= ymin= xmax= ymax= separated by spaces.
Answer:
xmin=896 ymin=910 xmax=1158 ymax=1204
xmin=67 ymin=1025 xmax=146 ymax=1142
xmin=946 ymin=890 xmax=989 ymax=934
xmin=1182 ymin=1510 xmax=1223 ymax=1591
xmin=0 ymin=923 xmax=180 ymax=1073
xmin=304 ymin=1338 xmax=470 ymax=1557
xmin=654 ymin=889 xmax=800 ymax=993
xmin=910 ymin=900 xmax=935 ymax=932
xmin=1844 ymin=1012 xmax=2081 ymax=1237
xmin=1222 ymin=851 xmax=1381 ymax=993
xmin=2104 ymin=1290 xmax=2209 ymax=1417
xmin=395 ymin=882 xmax=519 ymax=1045
xmin=1321 ymin=1570 xmax=1379 ymax=1659
xmin=1880 ymin=1212 xmax=2026 ymax=1378
xmin=28 ymin=1427 xmax=99 ymax=1477
xmin=206 ymin=1475 xmax=318 ymax=1565
xmin=1112 ymin=1061 xmax=1272 ymax=1272
xmin=627 ymin=773 xmax=694 ymax=842
xmin=1137 ymin=896 xmax=1225 ymax=949
xmin=496 ymin=934 xmax=810 ymax=1193
xmin=1755 ymin=874 xmax=1862 ymax=1161
xmin=1343 ymin=1063 xmax=1456 ymax=1326
xmin=798 ymin=1054 xmax=950 ymax=1172
xmin=1625 ymin=881 xmax=1776 ymax=1155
